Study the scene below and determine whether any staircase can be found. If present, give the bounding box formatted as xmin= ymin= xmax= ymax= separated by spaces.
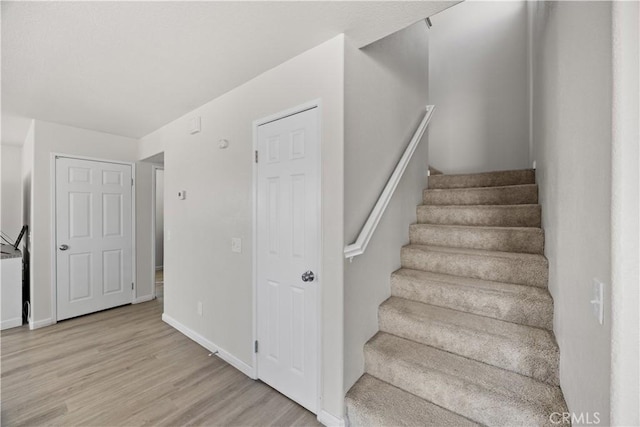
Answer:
xmin=346 ymin=169 xmax=569 ymax=427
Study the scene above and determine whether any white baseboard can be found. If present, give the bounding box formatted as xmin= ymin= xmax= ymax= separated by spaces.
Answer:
xmin=29 ymin=317 xmax=55 ymax=330
xmin=1 ymin=317 xmax=23 ymax=330
xmin=133 ymin=294 xmax=155 ymax=304
xmin=318 ymin=410 xmax=346 ymax=427
xmin=162 ymin=313 xmax=256 ymax=379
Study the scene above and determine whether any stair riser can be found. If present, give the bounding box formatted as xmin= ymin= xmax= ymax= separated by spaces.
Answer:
xmin=417 ymin=205 xmax=542 ymax=227
xmin=365 ymin=347 xmax=559 ymax=427
xmin=428 ymin=170 xmax=535 ymax=189
xmin=424 ymin=186 xmax=538 ymax=206
xmin=401 ymin=248 xmax=549 ymax=288
xmin=391 ymin=276 xmax=553 ymax=330
xmin=409 ymin=225 xmax=544 ymax=254
xmin=379 ymin=305 xmax=560 ymax=385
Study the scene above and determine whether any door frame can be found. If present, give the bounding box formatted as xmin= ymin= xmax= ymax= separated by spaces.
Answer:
xmin=251 ymin=99 xmax=323 ymax=413
xmin=50 ymin=153 xmax=137 ymax=323
xmin=150 ymin=164 xmax=164 ymax=301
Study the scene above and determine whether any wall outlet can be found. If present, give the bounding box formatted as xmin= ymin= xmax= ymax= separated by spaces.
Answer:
xmin=177 ymin=190 xmax=186 ymax=200
xmin=591 ymin=279 xmax=604 ymax=325
xmin=197 ymin=301 xmax=203 ymax=316
xmin=231 ymin=237 xmax=242 ymax=253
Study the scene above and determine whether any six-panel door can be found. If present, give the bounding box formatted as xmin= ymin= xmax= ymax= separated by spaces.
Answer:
xmin=256 ymin=108 xmax=319 ymax=413
xmin=56 ymin=157 xmax=133 ymax=321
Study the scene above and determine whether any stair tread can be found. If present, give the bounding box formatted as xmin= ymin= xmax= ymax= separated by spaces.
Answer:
xmin=411 ymin=223 xmax=543 ymax=232
xmin=381 ymin=296 xmax=557 ymax=351
xmin=409 ymin=224 xmax=545 ymax=254
xmin=435 ymin=168 xmax=535 ymax=180
xmin=391 ymin=268 xmax=553 ymax=329
xmin=425 ymin=183 xmax=537 ymax=193
xmin=417 ymin=204 xmax=543 ymax=227
xmin=393 ymin=268 xmax=551 ymax=299
xmin=366 ymin=332 xmax=567 ymax=425
xmin=346 ymin=374 xmax=479 ymax=427
xmin=428 ymin=169 xmax=535 ymax=189
xmin=418 ymin=203 xmax=541 ymax=208
xmin=403 ymin=243 xmax=547 ymax=262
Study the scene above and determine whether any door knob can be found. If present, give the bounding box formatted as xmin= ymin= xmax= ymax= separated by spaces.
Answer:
xmin=59 ymin=244 xmax=69 ymax=251
xmin=301 ymin=270 xmax=315 ymax=282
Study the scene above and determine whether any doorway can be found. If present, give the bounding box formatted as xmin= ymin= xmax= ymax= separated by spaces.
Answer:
xmin=153 ymin=165 xmax=164 ymax=301
xmin=54 ymin=156 xmax=134 ymax=321
xmin=254 ymin=104 xmax=321 ymax=414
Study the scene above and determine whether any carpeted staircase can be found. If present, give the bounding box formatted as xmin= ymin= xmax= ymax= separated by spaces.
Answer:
xmin=346 ymin=168 xmax=569 ymax=426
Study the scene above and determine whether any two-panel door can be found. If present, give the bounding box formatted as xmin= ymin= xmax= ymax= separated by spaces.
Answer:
xmin=56 ymin=157 xmax=133 ymax=321
xmin=256 ymin=107 xmax=319 ymax=413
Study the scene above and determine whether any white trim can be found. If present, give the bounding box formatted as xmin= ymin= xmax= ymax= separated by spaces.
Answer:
xmin=151 ymin=165 xmax=164 ymax=301
xmin=162 ymin=313 xmax=255 ymax=379
xmin=50 ymin=154 xmax=59 ymax=325
xmin=50 ymin=154 xmax=137 ymax=322
xmin=29 ymin=317 xmax=55 ymax=330
xmin=252 ymin=99 xmax=323 ymax=413
xmin=343 ymin=105 xmax=434 ymax=260
xmin=317 ymin=410 xmax=347 ymax=427
xmin=132 ymin=295 xmax=154 ymax=304
xmin=1 ymin=318 xmax=23 ymax=330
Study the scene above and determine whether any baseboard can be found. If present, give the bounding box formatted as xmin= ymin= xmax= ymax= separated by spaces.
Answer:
xmin=133 ymin=294 xmax=155 ymax=304
xmin=318 ymin=410 xmax=347 ymax=427
xmin=1 ymin=317 xmax=23 ymax=330
xmin=29 ymin=317 xmax=55 ymax=330
xmin=162 ymin=313 xmax=256 ymax=379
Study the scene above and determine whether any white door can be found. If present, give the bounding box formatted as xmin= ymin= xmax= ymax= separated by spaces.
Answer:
xmin=55 ymin=157 xmax=133 ymax=321
xmin=256 ymin=107 xmax=319 ymax=413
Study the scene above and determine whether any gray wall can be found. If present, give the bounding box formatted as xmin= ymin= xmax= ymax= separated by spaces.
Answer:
xmin=428 ymin=1 xmax=530 ymax=174
xmin=343 ymin=22 xmax=430 ymax=392
xmin=155 ymin=169 xmax=164 ymax=269
xmin=530 ymin=2 xmax=612 ymax=423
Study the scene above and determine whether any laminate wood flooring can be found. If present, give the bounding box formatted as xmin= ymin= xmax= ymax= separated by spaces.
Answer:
xmin=1 ymin=292 xmax=319 ymax=427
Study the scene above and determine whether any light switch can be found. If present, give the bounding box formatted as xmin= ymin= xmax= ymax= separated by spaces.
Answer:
xmin=190 ymin=117 xmax=201 ymax=134
xmin=231 ymin=237 xmax=242 ymax=253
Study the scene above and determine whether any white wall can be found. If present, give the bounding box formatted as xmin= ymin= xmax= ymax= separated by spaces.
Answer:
xmin=428 ymin=1 xmax=530 ymax=174
xmin=1 ymin=145 xmax=23 ymax=242
xmin=138 ymin=35 xmax=345 ymax=420
xmin=610 ymin=2 xmax=640 ymax=425
xmin=530 ymin=2 xmax=613 ymax=424
xmin=28 ymin=121 xmax=141 ymax=327
xmin=343 ymin=22 xmax=430 ymax=392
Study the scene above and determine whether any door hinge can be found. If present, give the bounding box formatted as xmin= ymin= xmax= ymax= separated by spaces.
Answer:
xmin=254 ymin=340 xmax=259 ymax=353
xmin=131 ymin=178 xmax=134 ymax=186
xmin=131 ymin=282 xmax=134 ymax=290
xmin=255 ymin=150 xmax=258 ymax=163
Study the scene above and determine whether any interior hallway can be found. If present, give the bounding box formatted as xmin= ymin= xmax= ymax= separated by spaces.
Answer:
xmin=1 ymin=275 xmax=319 ymax=426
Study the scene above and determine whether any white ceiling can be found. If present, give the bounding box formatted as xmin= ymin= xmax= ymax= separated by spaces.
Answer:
xmin=1 ymin=1 xmax=458 ymax=145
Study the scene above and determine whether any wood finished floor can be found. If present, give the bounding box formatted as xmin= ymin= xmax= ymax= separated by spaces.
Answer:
xmin=1 ymin=276 xmax=319 ymax=427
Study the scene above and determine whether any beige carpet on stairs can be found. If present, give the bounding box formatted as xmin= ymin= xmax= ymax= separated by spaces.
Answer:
xmin=346 ymin=168 xmax=569 ymax=427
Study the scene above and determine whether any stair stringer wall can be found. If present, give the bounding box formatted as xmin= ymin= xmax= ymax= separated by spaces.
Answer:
xmin=343 ymin=22 xmax=431 ymax=393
